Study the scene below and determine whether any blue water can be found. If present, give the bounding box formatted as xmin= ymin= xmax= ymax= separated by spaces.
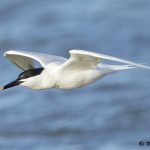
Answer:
xmin=0 ymin=0 xmax=150 ymax=149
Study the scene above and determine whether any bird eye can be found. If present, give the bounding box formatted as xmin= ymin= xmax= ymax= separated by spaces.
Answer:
xmin=18 ymin=73 xmax=26 ymax=79
xmin=18 ymin=71 xmax=30 ymax=79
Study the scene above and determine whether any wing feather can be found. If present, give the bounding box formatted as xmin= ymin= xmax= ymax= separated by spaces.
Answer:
xmin=4 ymin=50 xmax=67 ymax=70
xmin=58 ymin=49 xmax=150 ymax=72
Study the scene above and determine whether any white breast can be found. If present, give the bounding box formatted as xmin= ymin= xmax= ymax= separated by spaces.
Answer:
xmin=54 ymin=69 xmax=102 ymax=89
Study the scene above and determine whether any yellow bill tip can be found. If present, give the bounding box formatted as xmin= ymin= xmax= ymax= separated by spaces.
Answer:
xmin=0 ymin=87 xmax=4 ymax=91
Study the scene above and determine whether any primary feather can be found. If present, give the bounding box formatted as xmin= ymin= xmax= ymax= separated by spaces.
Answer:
xmin=69 ymin=50 xmax=150 ymax=69
xmin=4 ymin=50 xmax=67 ymax=70
xmin=57 ymin=49 xmax=150 ymax=74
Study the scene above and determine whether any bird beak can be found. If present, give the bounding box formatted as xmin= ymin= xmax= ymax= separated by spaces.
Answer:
xmin=1 ymin=79 xmax=21 ymax=91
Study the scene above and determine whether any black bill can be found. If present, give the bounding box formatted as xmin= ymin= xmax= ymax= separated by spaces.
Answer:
xmin=3 ymin=79 xmax=21 ymax=90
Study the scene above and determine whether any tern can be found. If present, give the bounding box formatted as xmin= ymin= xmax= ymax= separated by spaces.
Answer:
xmin=0 ymin=49 xmax=150 ymax=91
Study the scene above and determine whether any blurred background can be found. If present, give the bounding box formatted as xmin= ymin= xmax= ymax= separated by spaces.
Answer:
xmin=0 ymin=0 xmax=150 ymax=149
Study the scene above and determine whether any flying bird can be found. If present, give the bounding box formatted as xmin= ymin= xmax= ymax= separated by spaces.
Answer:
xmin=0 ymin=50 xmax=150 ymax=91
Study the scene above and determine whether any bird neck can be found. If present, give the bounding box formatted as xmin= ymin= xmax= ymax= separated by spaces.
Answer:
xmin=40 ymin=70 xmax=56 ymax=89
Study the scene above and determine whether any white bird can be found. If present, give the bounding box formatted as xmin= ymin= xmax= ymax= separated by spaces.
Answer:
xmin=0 ymin=49 xmax=150 ymax=91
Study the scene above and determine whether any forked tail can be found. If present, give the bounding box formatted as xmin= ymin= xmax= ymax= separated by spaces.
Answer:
xmin=97 ymin=63 xmax=136 ymax=75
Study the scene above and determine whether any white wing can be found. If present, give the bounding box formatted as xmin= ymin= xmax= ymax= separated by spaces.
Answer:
xmin=58 ymin=49 xmax=150 ymax=72
xmin=4 ymin=50 xmax=67 ymax=70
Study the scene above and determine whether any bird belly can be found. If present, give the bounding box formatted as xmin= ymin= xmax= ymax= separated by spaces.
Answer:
xmin=55 ymin=70 xmax=102 ymax=89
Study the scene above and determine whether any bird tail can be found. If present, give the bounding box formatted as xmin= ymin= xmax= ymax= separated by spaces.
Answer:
xmin=97 ymin=63 xmax=136 ymax=75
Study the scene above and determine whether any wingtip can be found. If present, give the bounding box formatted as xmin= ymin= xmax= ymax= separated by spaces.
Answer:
xmin=0 ymin=87 xmax=4 ymax=91
xmin=4 ymin=50 xmax=11 ymax=56
xmin=4 ymin=50 xmax=16 ymax=57
xmin=4 ymin=50 xmax=10 ymax=57
xmin=4 ymin=51 xmax=7 ymax=57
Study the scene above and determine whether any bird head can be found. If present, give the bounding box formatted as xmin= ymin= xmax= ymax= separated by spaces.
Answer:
xmin=0 ymin=68 xmax=44 ymax=91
